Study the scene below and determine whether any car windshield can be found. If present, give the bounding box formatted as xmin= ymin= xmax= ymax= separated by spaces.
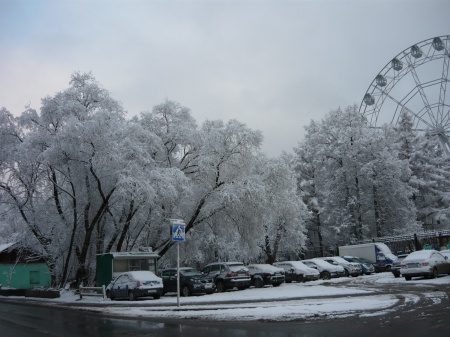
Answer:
xmin=440 ymin=250 xmax=450 ymax=258
xmin=330 ymin=256 xmax=350 ymax=264
xmin=288 ymin=261 xmax=311 ymax=270
xmin=324 ymin=259 xmax=339 ymax=265
xmin=404 ymin=250 xmax=434 ymax=261
xmin=180 ymin=268 xmax=202 ymax=276
xmin=310 ymin=259 xmax=333 ymax=267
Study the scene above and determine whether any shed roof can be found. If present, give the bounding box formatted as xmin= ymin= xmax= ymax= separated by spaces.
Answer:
xmin=0 ymin=242 xmax=15 ymax=253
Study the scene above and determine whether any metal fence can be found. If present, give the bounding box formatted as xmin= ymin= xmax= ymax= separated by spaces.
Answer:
xmin=79 ymin=285 xmax=106 ymax=299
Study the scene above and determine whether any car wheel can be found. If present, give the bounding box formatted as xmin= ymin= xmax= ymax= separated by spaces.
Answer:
xmin=254 ymin=278 xmax=264 ymax=288
xmin=181 ymin=285 xmax=191 ymax=297
xmin=432 ymin=267 xmax=438 ymax=279
xmin=394 ymin=273 xmax=400 ymax=278
xmin=297 ymin=274 xmax=304 ymax=283
xmin=216 ymin=280 xmax=226 ymax=293
xmin=385 ymin=265 xmax=391 ymax=272
xmin=344 ymin=270 xmax=349 ymax=277
xmin=153 ymin=294 xmax=161 ymax=300
xmin=321 ymin=272 xmax=331 ymax=280
xmin=106 ymin=290 xmax=111 ymax=299
xmin=128 ymin=291 xmax=136 ymax=301
xmin=405 ymin=276 xmax=412 ymax=281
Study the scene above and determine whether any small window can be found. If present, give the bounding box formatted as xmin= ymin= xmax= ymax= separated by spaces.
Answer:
xmin=30 ymin=271 xmax=40 ymax=285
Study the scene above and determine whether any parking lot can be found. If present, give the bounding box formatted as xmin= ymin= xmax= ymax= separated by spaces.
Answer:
xmin=28 ymin=271 xmax=448 ymax=322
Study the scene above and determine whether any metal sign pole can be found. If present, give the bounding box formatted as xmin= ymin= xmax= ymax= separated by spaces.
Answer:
xmin=170 ymin=219 xmax=185 ymax=308
xmin=177 ymin=241 xmax=180 ymax=307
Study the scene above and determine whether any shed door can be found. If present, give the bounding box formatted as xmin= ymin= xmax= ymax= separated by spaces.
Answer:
xmin=30 ymin=271 xmax=40 ymax=285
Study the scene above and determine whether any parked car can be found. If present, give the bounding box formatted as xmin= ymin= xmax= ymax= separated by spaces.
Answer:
xmin=201 ymin=262 xmax=251 ymax=292
xmin=349 ymin=256 xmax=384 ymax=273
xmin=160 ymin=267 xmax=216 ymax=296
xmin=301 ymin=258 xmax=346 ymax=280
xmin=273 ymin=261 xmax=320 ymax=282
xmin=246 ymin=264 xmax=285 ymax=288
xmin=318 ymin=256 xmax=362 ymax=277
xmin=341 ymin=256 xmax=375 ymax=275
xmin=400 ymin=250 xmax=450 ymax=281
xmin=106 ymin=271 xmax=163 ymax=301
xmin=391 ymin=254 xmax=409 ymax=278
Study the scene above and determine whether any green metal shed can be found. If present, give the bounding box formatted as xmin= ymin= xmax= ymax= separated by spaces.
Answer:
xmin=96 ymin=251 xmax=160 ymax=287
xmin=0 ymin=243 xmax=51 ymax=289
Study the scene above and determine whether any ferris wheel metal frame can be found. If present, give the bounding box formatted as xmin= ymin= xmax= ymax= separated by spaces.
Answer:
xmin=359 ymin=35 xmax=450 ymax=151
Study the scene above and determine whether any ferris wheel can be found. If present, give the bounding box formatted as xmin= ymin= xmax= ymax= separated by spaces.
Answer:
xmin=359 ymin=35 xmax=450 ymax=151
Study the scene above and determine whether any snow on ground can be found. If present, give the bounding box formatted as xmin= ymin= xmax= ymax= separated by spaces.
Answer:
xmin=99 ymin=295 xmax=399 ymax=321
xmin=39 ymin=272 xmax=449 ymax=321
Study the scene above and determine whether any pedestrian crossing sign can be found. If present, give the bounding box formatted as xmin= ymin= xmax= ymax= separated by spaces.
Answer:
xmin=172 ymin=223 xmax=186 ymax=242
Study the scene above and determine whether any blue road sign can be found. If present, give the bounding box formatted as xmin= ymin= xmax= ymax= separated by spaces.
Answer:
xmin=172 ymin=224 xmax=186 ymax=242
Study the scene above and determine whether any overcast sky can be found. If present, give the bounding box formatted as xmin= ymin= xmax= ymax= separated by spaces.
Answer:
xmin=1 ymin=0 xmax=449 ymax=156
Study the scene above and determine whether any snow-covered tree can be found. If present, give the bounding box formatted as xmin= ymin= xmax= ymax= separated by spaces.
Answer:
xmin=295 ymin=106 xmax=418 ymax=253
xmin=392 ymin=110 xmax=450 ymax=229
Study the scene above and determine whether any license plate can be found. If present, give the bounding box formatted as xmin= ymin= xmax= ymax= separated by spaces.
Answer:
xmin=205 ymin=283 xmax=213 ymax=289
xmin=147 ymin=289 xmax=156 ymax=293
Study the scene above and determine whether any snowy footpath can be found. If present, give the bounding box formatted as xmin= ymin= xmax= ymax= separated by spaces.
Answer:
xmin=34 ymin=272 xmax=450 ymax=322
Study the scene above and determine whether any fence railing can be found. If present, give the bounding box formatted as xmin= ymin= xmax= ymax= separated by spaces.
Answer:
xmin=79 ymin=285 xmax=106 ymax=299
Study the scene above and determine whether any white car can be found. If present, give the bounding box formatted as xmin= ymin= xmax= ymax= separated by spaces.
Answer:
xmin=400 ymin=250 xmax=450 ymax=281
xmin=106 ymin=271 xmax=163 ymax=301
xmin=302 ymin=258 xmax=346 ymax=279
xmin=273 ymin=261 xmax=320 ymax=282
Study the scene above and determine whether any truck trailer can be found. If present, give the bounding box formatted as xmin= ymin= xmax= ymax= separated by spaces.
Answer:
xmin=339 ymin=243 xmax=397 ymax=272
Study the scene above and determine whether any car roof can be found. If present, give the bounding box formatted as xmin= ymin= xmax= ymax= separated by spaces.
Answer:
xmin=206 ymin=261 xmax=243 ymax=266
xmin=404 ymin=250 xmax=438 ymax=260
xmin=161 ymin=267 xmax=196 ymax=271
xmin=320 ymin=256 xmax=349 ymax=263
xmin=124 ymin=271 xmax=160 ymax=280
xmin=248 ymin=264 xmax=283 ymax=271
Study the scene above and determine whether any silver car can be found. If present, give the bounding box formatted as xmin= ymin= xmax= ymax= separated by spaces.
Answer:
xmin=400 ymin=250 xmax=450 ymax=281
xmin=302 ymin=258 xmax=346 ymax=279
xmin=106 ymin=271 xmax=163 ymax=301
xmin=318 ymin=256 xmax=362 ymax=277
xmin=273 ymin=261 xmax=320 ymax=282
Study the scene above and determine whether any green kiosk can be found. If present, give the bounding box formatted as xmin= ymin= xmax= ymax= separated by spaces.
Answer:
xmin=96 ymin=251 xmax=160 ymax=287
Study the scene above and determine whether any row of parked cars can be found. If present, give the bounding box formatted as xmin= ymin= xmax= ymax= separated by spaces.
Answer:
xmin=105 ymin=256 xmax=377 ymax=301
xmin=105 ymin=249 xmax=450 ymax=301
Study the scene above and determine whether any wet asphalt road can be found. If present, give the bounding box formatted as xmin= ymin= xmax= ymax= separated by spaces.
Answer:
xmin=0 ymin=298 xmax=449 ymax=337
